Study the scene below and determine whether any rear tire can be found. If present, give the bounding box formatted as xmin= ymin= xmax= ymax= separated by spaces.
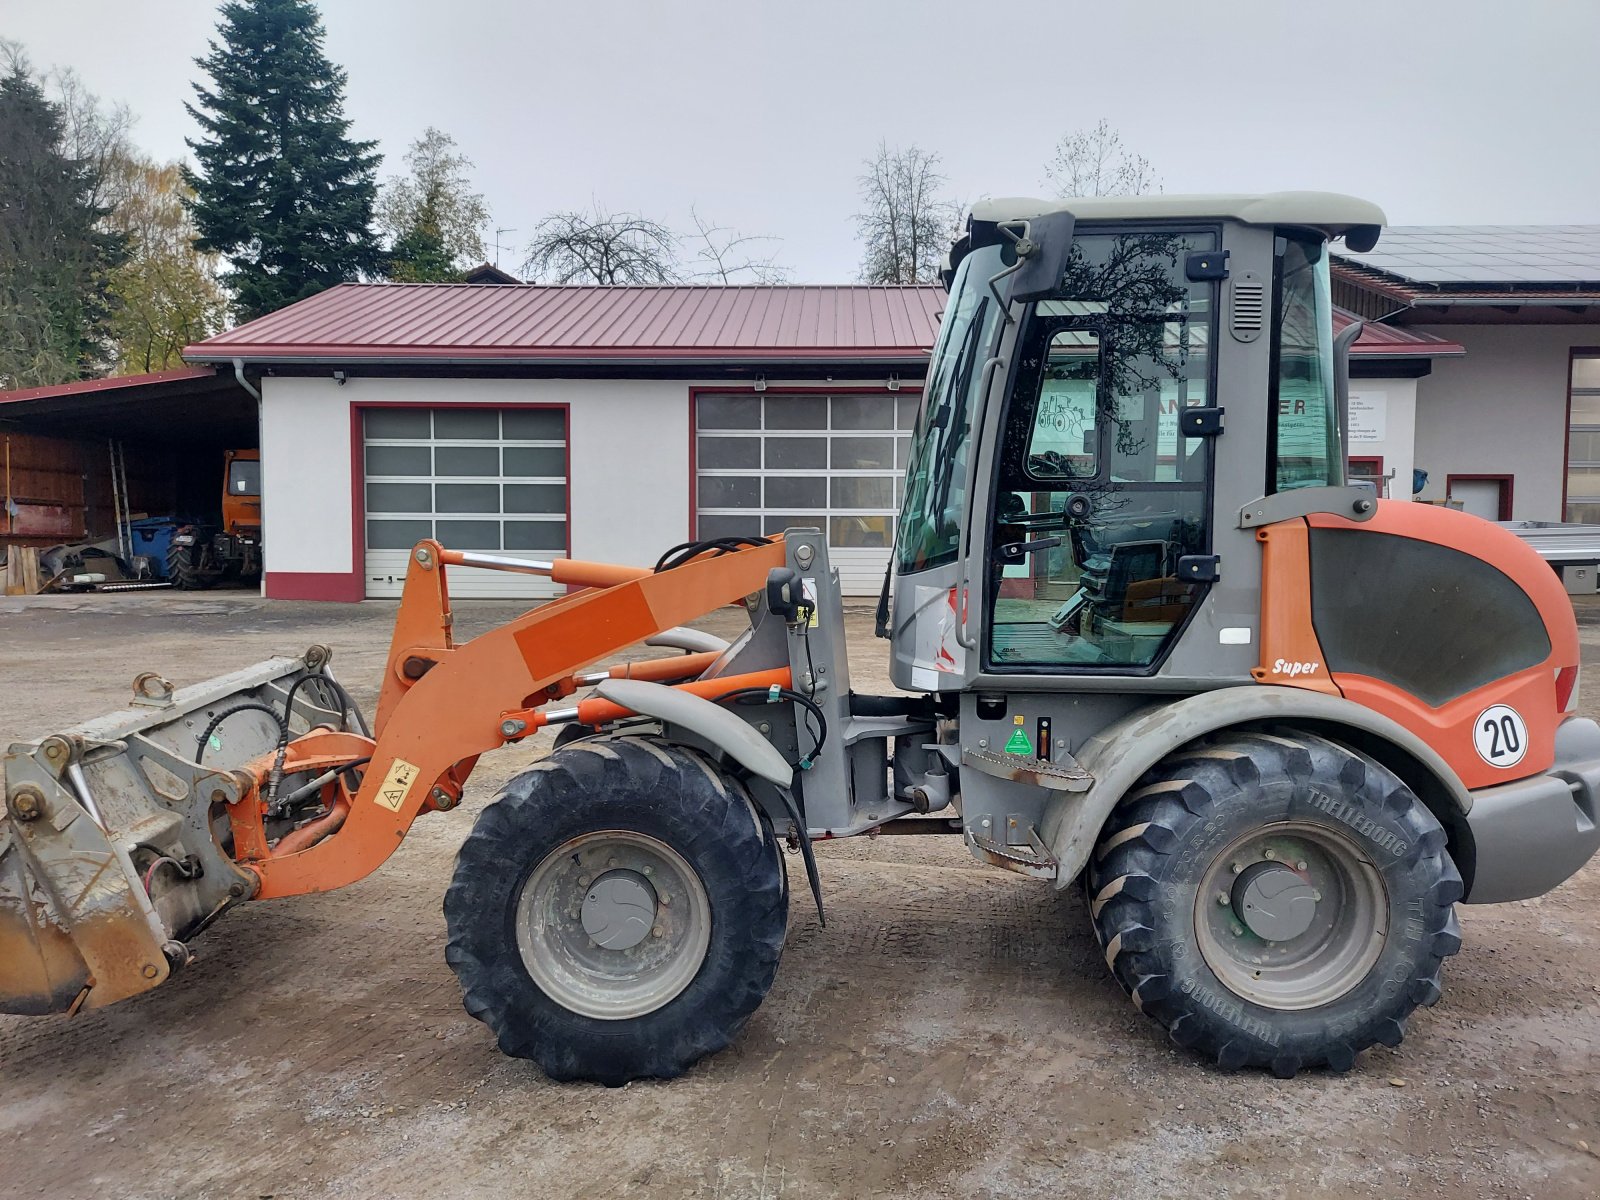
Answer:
xmin=166 ymin=540 xmax=219 ymax=590
xmin=445 ymin=737 xmax=788 ymax=1085
xmin=1087 ymin=730 xmax=1462 ymax=1077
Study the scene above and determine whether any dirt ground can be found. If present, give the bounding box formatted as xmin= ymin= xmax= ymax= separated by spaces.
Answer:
xmin=2 ymin=589 xmax=1599 ymax=1199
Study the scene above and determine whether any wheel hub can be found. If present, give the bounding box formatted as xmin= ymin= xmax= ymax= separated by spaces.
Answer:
xmin=1233 ymin=862 xmax=1318 ymax=942
xmin=514 ymin=830 xmax=712 ymax=1020
xmin=581 ymin=869 xmax=657 ymax=949
xmin=1194 ymin=822 xmax=1389 ymax=1010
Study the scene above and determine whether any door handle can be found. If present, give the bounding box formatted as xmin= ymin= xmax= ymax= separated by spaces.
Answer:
xmin=996 ymin=536 xmax=1064 ymax=563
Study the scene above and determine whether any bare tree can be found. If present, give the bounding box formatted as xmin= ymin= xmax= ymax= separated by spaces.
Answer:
xmin=378 ymin=127 xmax=489 ymax=280
xmin=46 ymin=64 xmax=135 ymax=212
xmin=1045 ymin=119 xmax=1159 ymax=198
xmin=854 ymin=141 xmax=958 ymax=284
xmin=685 ymin=207 xmax=790 ymax=283
xmin=522 ymin=205 xmax=678 ymax=284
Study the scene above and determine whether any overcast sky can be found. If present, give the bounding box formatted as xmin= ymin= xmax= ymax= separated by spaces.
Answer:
xmin=7 ymin=0 xmax=1598 ymax=282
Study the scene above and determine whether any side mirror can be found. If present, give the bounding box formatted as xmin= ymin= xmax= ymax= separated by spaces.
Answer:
xmin=1007 ymin=211 xmax=1076 ymax=304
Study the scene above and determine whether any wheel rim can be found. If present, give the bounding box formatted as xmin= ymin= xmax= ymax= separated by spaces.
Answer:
xmin=514 ymin=830 xmax=711 ymax=1020
xmin=1194 ymin=820 xmax=1389 ymax=1011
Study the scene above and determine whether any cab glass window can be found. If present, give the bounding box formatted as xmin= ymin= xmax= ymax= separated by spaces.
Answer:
xmin=894 ymin=243 xmax=1004 ymax=573
xmin=1270 ymin=234 xmax=1339 ymax=491
xmin=228 ymin=458 xmax=261 ymax=496
xmin=989 ymin=229 xmax=1216 ymax=671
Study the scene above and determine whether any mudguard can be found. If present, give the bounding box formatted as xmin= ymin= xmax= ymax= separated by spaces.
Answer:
xmin=1040 ymin=685 xmax=1474 ymax=890
xmin=592 ymin=678 xmax=793 ymax=788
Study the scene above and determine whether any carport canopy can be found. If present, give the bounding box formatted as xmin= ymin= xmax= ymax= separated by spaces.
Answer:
xmin=0 ymin=367 xmax=255 ymax=447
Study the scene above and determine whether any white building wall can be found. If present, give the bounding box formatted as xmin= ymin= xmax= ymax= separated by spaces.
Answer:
xmin=260 ymin=376 xmax=354 ymax=575
xmin=258 ymin=373 xmax=907 ymax=599
xmin=259 ymin=375 xmax=693 ymax=595
xmin=1346 ymin=378 xmax=1417 ymax=500
xmin=1412 ymin=324 xmax=1600 ymax=519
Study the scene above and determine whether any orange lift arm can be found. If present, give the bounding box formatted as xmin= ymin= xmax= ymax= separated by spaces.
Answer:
xmin=247 ymin=538 xmax=787 ymax=900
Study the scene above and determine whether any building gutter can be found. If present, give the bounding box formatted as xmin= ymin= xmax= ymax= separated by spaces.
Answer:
xmin=231 ymin=358 xmax=262 ymax=401
xmin=1404 ymin=297 xmax=1600 ymax=309
xmin=190 ymin=353 xmax=933 ymax=371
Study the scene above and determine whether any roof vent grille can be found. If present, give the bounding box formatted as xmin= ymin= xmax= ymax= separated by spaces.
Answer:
xmin=1229 ymin=271 xmax=1265 ymax=343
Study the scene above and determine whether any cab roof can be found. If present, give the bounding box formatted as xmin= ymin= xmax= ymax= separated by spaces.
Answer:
xmin=969 ymin=191 xmax=1387 ymax=241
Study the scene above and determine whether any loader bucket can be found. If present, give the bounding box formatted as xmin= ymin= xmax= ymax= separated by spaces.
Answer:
xmin=0 ymin=652 xmax=348 ymax=1015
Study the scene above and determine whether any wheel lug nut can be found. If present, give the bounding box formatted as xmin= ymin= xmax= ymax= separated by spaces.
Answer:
xmin=578 ymin=874 xmax=591 ymax=886
xmin=1230 ymin=862 xmax=1244 ymax=875
xmin=1230 ymin=922 xmax=1245 ymax=936
xmin=642 ymin=866 xmax=653 ymax=876
xmin=1216 ymin=892 xmax=1230 ymax=906
xmin=1296 ymin=860 xmax=1308 ymax=871
xmin=651 ymin=925 xmax=664 ymax=938
xmin=1263 ymin=848 xmax=1276 ymax=860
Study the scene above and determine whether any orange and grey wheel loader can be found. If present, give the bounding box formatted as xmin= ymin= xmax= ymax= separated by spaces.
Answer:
xmin=6 ymin=193 xmax=1599 ymax=1084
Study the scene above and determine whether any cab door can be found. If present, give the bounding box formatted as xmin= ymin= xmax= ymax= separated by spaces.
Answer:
xmin=982 ymin=227 xmax=1221 ymax=674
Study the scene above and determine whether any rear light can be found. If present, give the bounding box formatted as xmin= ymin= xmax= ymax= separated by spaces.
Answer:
xmin=1556 ymin=664 xmax=1580 ymax=713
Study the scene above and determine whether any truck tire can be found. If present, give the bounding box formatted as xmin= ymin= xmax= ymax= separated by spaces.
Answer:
xmin=166 ymin=541 xmax=219 ymax=590
xmin=444 ymin=737 xmax=788 ymax=1085
xmin=1087 ymin=729 xmax=1462 ymax=1077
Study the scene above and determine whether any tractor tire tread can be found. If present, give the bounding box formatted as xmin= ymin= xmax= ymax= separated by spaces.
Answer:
xmin=1088 ymin=729 xmax=1461 ymax=1077
xmin=444 ymin=736 xmax=786 ymax=1086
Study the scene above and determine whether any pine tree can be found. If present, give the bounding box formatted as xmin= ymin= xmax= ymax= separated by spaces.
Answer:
xmin=0 ymin=60 xmax=126 ymax=386
xmin=184 ymin=0 xmax=381 ymax=320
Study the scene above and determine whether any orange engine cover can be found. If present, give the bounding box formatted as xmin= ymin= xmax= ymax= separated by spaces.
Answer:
xmin=1257 ymin=500 xmax=1578 ymax=790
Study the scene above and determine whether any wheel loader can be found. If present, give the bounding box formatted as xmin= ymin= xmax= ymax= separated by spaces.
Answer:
xmin=5 ymin=192 xmax=1599 ymax=1084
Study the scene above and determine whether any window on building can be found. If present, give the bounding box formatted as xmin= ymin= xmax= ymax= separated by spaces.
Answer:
xmin=1567 ymin=353 xmax=1600 ymax=524
xmin=695 ymin=392 xmax=917 ymax=550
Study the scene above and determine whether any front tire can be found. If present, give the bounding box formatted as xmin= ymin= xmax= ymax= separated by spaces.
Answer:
xmin=1088 ymin=730 xmax=1462 ymax=1077
xmin=444 ymin=737 xmax=788 ymax=1085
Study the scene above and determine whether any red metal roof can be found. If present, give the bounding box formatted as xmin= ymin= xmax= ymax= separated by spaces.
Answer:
xmin=185 ymin=283 xmax=947 ymax=364
xmin=179 ymin=284 xmax=1461 ymax=367
xmin=1334 ymin=308 xmax=1464 ymax=358
xmin=0 ymin=366 xmax=216 ymax=405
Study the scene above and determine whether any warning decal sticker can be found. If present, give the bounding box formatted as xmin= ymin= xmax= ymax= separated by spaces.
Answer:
xmin=374 ymin=757 xmax=420 ymax=812
xmin=1004 ymin=727 xmax=1034 ymax=756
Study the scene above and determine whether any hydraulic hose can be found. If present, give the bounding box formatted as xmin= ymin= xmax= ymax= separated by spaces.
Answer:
xmin=195 ymin=702 xmax=288 ymax=763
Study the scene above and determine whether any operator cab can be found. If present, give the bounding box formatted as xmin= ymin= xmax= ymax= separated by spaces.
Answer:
xmin=890 ymin=192 xmax=1382 ymax=689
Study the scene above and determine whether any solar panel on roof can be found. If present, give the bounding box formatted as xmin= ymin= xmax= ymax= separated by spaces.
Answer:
xmin=1340 ymin=225 xmax=1600 ymax=284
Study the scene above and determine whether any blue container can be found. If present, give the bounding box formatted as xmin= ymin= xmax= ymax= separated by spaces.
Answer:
xmin=126 ymin=517 xmax=188 ymax=580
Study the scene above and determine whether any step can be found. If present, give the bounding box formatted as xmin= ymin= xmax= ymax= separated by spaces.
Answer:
xmin=961 ymin=746 xmax=1093 ymax=792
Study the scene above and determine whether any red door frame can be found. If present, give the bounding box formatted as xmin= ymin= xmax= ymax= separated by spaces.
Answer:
xmin=686 ymin=384 xmax=923 ymax=540
xmin=1445 ymin=473 xmax=1514 ymax=521
xmin=264 ymin=399 xmax=572 ymax=602
xmin=1562 ymin=347 xmax=1600 ymax=519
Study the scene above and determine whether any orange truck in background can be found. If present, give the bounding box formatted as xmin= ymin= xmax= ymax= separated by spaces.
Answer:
xmin=168 ymin=448 xmax=261 ymax=589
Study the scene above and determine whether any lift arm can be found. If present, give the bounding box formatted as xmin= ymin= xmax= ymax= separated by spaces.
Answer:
xmin=248 ymin=538 xmax=787 ymax=899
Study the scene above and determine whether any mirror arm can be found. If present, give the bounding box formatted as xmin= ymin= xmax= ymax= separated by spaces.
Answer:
xmin=1332 ymin=318 xmax=1363 ymax=483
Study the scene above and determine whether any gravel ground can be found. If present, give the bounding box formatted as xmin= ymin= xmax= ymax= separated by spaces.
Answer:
xmin=0 ymin=589 xmax=1597 ymax=1198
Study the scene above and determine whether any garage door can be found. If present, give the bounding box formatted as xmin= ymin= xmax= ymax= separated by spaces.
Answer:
xmin=695 ymin=392 xmax=917 ymax=595
xmin=363 ymin=407 xmax=567 ymax=599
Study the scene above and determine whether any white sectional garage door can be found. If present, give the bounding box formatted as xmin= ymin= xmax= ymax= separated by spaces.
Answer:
xmin=363 ymin=407 xmax=567 ymax=599
xmin=695 ymin=392 xmax=916 ymax=595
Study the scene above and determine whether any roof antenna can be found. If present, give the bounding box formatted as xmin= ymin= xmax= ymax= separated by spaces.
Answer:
xmin=492 ymin=227 xmax=517 ymax=267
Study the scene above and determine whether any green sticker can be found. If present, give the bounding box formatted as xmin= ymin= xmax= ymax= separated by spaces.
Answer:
xmin=208 ymin=734 xmax=223 ymax=751
xmin=1004 ymin=727 xmax=1034 ymax=756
